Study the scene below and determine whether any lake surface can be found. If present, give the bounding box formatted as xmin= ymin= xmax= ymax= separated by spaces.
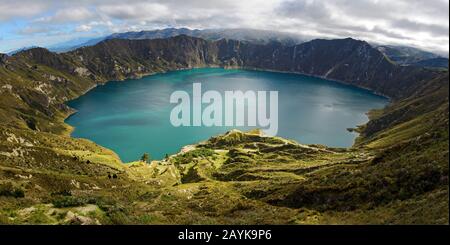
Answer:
xmin=66 ymin=68 xmax=388 ymax=162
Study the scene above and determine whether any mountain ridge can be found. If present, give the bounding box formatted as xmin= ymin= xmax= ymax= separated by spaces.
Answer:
xmin=45 ymin=28 xmax=306 ymax=53
xmin=8 ymin=27 xmax=446 ymax=70
xmin=11 ymin=35 xmax=440 ymax=100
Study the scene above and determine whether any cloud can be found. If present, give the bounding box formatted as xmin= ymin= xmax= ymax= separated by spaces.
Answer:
xmin=0 ymin=0 xmax=48 ymax=20
xmin=36 ymin=7 xmax=95 ymax=23
xmin=390 ymin=19 xmax=449 ymax=37
xmin=75 ymin=24 xmax=92 ymax=32
xmin=275 ymin=0 xmax=449 ymax=54
xmin=98 ymin=2 xmax=170 ymax=21
xmin=74 ymin=20 xmax=114 ymax=32
xmin=0 ymin=0 xmax=448 ymax=55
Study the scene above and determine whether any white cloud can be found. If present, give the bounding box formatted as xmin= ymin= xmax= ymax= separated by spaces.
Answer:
xmin=275 ymin=0 xmax=449 ymax=54
xmin=75 ymin=24 xmax=92 ymax=32
xmin=0 ymin=0 xmax=48 ymax=20
xmin=36 ymin=7 xmax=95 ymax=23
xmin=98 ymin=2 xmax=170 ymax=21
xmin=74 ymin=20 xmax=114 ymax=32
xmin=1 ymin=0 xmax=449 ymax=55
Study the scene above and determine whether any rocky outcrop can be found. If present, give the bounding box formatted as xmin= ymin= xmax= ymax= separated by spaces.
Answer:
xmin=14 ymin=48 xmax=76 ymax=73
xmin=0 ymin=53 xmax=7 ymax=65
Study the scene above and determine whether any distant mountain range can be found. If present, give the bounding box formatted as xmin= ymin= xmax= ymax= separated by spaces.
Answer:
xmin=46 ymin=37 xmax=106 ymax=53
xmin=6 ymin=46 xmax=39 ymax=56
xmin=108 ymin=28 xmax=305 ymax=45
xmin=409 ymin=57 xmax=449 ymax=69
xmin=8 ymin=28 xmax=448 ymax=69
xmin=49 ymin=28 xmax=305 ymax=53
xmin=376 ymin=45 xmax=448 ymax=69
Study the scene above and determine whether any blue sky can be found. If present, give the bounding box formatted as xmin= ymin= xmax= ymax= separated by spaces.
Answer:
xmin=0 ymin=0 xmax=449 ymax=55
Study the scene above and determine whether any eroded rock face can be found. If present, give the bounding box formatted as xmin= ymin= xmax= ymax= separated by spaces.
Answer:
xmin=74 ymin=67 xmax=91 ymax=77
xmin=64 ymin=210 xmax=100 ymax=225
xmin=0 ymin=53 xmax=7 ymax=65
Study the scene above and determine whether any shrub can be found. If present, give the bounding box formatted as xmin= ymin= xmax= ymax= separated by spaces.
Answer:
xmin=141 ymin=153 xmax=151 ymax=163
xmin=174 ymin=148 xmax=215 ymax=165
xmin=0 ymin=182 xmax=25 ymax=198
xmin=52 ymin=196 xmax=86 ymax=208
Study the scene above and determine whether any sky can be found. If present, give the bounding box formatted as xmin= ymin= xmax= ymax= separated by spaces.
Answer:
xmin=0 ymin=0 xmax=449 ymax=55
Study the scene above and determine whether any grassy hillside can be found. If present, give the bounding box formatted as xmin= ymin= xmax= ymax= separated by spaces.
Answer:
xmin=0 ymin=36 xmax=448 ymax=224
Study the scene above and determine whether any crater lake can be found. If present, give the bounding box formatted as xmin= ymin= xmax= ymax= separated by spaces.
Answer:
xmin=65 ymin=68 xmax=388 ymax=162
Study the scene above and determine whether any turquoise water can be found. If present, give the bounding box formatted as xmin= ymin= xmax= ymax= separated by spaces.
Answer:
xmin=66 ymin=68 xmax=388 ymax=162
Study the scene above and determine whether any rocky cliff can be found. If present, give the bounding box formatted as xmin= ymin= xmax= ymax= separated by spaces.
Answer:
xmin=30 ymin=36 xmax=443 ymax=99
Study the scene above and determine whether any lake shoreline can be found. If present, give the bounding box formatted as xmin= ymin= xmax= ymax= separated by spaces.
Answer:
xmin=64 ymin=67 xmax=388 ymax=162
